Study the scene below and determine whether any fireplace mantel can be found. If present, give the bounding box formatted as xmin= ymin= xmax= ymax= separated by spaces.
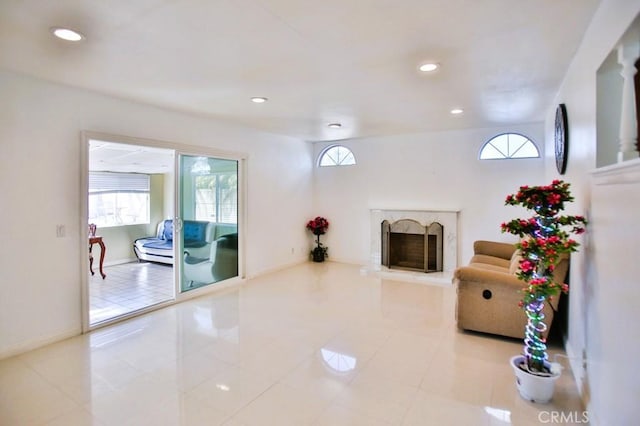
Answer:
xmin=370 ymin=209 xmax=459 ymax=272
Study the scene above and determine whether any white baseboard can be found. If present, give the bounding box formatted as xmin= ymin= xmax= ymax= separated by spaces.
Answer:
xmin=564 ymin=340 xmax=597 ymax=425
xmin=103 ymin=257 xmax=139 ymax=267
xmin=564 ymin=339 xmax=582 ymax=385
xmin=246 ymin=258 xmax=307 ymax=279
xmin=0 ymin=327 xmax=81 ymax=361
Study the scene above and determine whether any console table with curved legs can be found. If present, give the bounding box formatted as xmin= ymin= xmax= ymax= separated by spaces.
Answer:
xmin=89 ymin=236 xmax=106 ymax=279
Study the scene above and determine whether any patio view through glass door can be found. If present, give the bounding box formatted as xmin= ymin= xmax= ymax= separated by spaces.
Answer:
xmin=179 ymin=155 xmax=239 ymax=292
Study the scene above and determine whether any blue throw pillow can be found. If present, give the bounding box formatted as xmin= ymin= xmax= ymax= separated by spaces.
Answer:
xmin=184 ymin=221 xmax=207 ymax=242
xmin=162 ymin=220 xmax=174 ymax=241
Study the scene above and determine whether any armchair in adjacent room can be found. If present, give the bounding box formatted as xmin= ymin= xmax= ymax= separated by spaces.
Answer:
xmin=183 ymin=233 xmax=238 ymax=286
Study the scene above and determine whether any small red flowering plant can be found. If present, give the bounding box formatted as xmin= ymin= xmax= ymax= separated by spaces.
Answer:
xmin=306 ymin=216 xmax=329 ymax=236
xmin=306 ymin=216 xmax=329 ymax=259
xmin=501 ymin=180 xmax=587 ymax=373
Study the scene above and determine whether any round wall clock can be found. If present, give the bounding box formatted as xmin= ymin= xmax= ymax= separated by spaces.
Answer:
xmin=554 ymin=104 xmax=568 ymax=175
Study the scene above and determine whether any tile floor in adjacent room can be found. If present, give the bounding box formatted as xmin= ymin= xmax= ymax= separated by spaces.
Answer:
xmin=1 ymin=262 xmax=586 ymax=425
xmin=90 ymin=262 xmax=174 ymax=325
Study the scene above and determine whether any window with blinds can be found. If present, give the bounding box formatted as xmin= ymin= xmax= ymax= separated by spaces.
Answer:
xmin=194 ymin=172 xmax=238 ymax=223
xmin=88 ymin=172 xmax=151 ymax=227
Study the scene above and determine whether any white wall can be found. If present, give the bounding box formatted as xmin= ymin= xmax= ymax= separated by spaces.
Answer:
xmin=163 ymin=170 xmax=175 ymax=220
xmin=0 ymin=70 xmax=313 ymax=357
xmin=543 ymin=1 xmax=640 ymax=424
xmin=312 ymin=125 xmax=546 ymax=267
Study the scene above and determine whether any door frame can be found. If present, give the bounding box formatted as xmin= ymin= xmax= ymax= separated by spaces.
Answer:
xmin=80 ymin=131 xmax=247 ymax=333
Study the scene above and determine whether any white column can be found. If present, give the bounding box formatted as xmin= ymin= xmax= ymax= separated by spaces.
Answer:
xmin=617 ymin=34 xmax=640 ymax=162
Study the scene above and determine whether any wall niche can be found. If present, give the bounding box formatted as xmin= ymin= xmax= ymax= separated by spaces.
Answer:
xmin=596 ymin=15 xmax=640 ymax=168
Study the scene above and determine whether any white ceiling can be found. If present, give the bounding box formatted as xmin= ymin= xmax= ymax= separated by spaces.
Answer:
xmin=89 ymin=140 xmax=239 ymax=174
xmin=89 ymin=140 xmax=174 ymax=173
xmin=0 ymin=0 xmax=601 ymax=142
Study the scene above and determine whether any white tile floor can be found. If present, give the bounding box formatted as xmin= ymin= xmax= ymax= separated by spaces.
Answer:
xmin=2 ymin=262 xmax=585 ymax=425
xmin=90 ymin=262 xmax=174 ymax=325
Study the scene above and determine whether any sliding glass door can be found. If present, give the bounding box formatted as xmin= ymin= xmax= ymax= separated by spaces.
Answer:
xmin=178 ymin=155 xmax=239 ymax=292
xmin=83 ymin=132 xmax=244 ymax=331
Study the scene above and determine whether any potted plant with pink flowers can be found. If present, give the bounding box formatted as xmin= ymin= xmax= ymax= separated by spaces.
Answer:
xmin=501 ymin=180 xmax=587 ymax=403
xmin=306 ymin=216 xmax=329 ymax=262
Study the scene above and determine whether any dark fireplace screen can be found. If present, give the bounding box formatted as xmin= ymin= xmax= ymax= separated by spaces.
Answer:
xmin=381 ymin=219 xmax=443 ymax=273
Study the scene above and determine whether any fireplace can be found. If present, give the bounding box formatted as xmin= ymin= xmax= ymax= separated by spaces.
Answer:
xmin=369 ymin=209 xmax=458 ymax=273
xmin=381 ymin=219 xmax=443 ymax=272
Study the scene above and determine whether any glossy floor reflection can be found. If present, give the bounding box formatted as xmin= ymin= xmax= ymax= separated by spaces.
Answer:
xmin=1 ymin=262 xmax=585 ymax=425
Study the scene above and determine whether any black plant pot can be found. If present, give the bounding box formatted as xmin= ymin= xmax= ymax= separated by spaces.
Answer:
xmin=312 ymin=247 xmax=326 ymax=262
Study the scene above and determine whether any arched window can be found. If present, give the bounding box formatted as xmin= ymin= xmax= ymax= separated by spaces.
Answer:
xmin=479 ymin=133 xmax=540 ymax=160
xmin=318 ymin=145 xmax=356 ymax=167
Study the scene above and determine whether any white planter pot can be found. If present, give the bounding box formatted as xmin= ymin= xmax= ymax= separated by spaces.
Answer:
xmin=510 ymin=355 xmax=560 ymax=403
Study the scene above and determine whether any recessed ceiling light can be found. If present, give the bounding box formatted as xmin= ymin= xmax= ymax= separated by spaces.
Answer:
xmin=450 ymin=108 xmax=464 ymax=115
xmin=51 ymin=27 xmax=85 ymax=42
xmin=419 ymin=62 xmax=439 ymax=72
xmin=328 ymin=123 xmax=342 ymax=129
xmin=250 ymin=97 xmax=268 ymax=103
